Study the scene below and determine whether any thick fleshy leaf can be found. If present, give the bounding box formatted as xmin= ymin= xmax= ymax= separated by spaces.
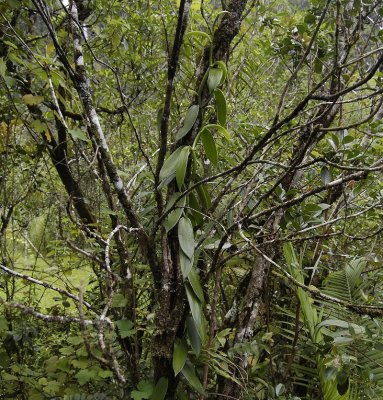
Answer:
xmin=173 ymin=339 xmax=188 ymax=376
xmin=186 ymin=284 xmax=206 ymax=341
xmin=180 ymin=250 xmax=193 ymax=278
xmin=163 ymin=193 xmax=186 ymax=232
xmin=181 ymin=362 xmax=205 ymax=395
xmin=176 ymin=105 xmax=199 ymax=141
xmin=203 ymin=124 xmax=230 ymax=141
xmin=214 ymin=61 xmax=227 ymax=83
xmin=186 ymin=316 xmax=201 ymax=355
xmin=188 ymin=268 xmax=204 ymax=303
xmin=189 ymin=192 xmax=203 ymax=225
xmin=207 ymin=68 xmax=223 ymax=92
xmin=159 ymin=146 xmax=186 ymax=182
xmin=201 ymin=129 xmax=218 ymax=165
xmin=178 ymin=216 xmax=194 ymax=260
xmin=185 ymin=30 xmax=211 ymax=43
xmin=149 ymin=377 xmax=168 ymax=400
xmin=214 ymin=89 xmax=227 ymax=126
xmin=176 ymin=146 xmax=190 ymax=190
xmin=196 ymin=184 xmax=211 ymax=209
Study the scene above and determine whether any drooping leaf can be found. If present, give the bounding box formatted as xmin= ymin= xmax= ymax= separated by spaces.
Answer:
xmin=176 ymin=105 xmax=199 ymax=141
xmin=164 ymin=193 xmax=186 ymax=232
xmin=201 ymin=129 xmax=218 ymax=165
xmin=149 ymin=377 xmax=168 ymax=400
xmin=0 ymin=57 xmax=6 ymax=77
xmin=189 ymin=192 xmax=203 ymax=225
xmin=180 ymin=250 xmax=193 ymax=278
xmin=186 ymin=284 xmax=206 ymax=341
xmin=178 ymin=216 xmax=194 ymax=259
xmin=214 ymin=89 xmax=227 ymax=126
xmin=203 ymin=124 xmax=230 ymax=141
xmin=207 ymin=68 xmax=223 ymax=93
xmin=188 ymin=268 xmax=204 ymax=303
xmin=181 ymin=362 xmax=205 ymax=395
xmin=159 ymin=146 xmax=186 ymax=182
xmin=176 ymin=146 xmax=190 ymax=189
xmin=196 ymin=184 xmax=211 ymax=210
xmin=186 ymin=316 xmax=201 ymax=355
xmin=214 ymin=60 xmax=227 ymax=83
xmin=173 ymin=339 xmax=188 ymax=376
xmin=185 ymin=31 xmax=211 ymax=43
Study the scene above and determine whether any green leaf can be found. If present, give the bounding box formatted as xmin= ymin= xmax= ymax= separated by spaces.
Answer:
xmin=159 ymin=146 xmax=186 ymax=182
xmin=186 ymin=31 xmax=211 ymax=43
xmin=189 ymin=192 xmax=203 ymax=225
xmin=75 ymin=369 xmax=96 ymax=385
xmin=214 ymin=89 xmax=227 ymax=126
xmin=203 ymin=124 xmax=230 ymax=141
xmin=176 ymin=105 xmax=199 ymax=141
xmin=173 ymin=339 xmax=188 ymax=376
xmin=69 ymin=128 xmax=90 ymax=142
xmin=188 ymin=269 xmax=204 ymax=303
xmin=214 ymin=61 xmax=227 ymax=83
xmin=180 ymin=250 xmax=193 ymax=278
xmin=0 ymin=57 xmax=6 ymax=77
xmin=186 ymin=316 xmax=201 ymax=355
xmin=181 ymin=362 xmax=205 ymax=395
xmin=149 ymin=377 xmax=168 ymax=400
xmin=176 ymin=146 xmax=190 ymax=190
xmin=164 ymin=193 xmax=186 ymax=232
xmin=178 ymin=216 xmax=194 ymax=260
xmin=201 ymin=129 xmax=218 ymax=165
xmin=207 ymin=68 xmax=223 ymax=93
xmin=116 ymin=319 xmax=135 ymax=338
xmin=111 ymin=293 xmax=128 ymax=308
xmin=22 ymin=94 xmax=44 ymax=106
xmin=186 ymin=284 xmax=206 ymax=341
xmin=196 ymin=184 xmax=211 ymax=209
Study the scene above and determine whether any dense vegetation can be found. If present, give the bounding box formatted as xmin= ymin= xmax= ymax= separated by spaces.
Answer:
xmin=1 ymin=0 xmax=383 ymax=398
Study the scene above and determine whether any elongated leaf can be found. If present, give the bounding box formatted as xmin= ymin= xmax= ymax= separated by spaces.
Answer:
xmin=203 ymin=124 xmax=230 ymax=141
xmin=189 ymin=192 xmax=203 ymax=225
xmin=214 ymin=60 xmax=227 ymax=83
xmin=186 ymin=316 xmax=201 ymax=355
xmin=163 ymin=193 xmax=186 ymax=232
xmin=173 ymin=339 xmax=188 ymax=376
xmin=188 ymin=269 xmax=204 ymax=303
xmin=159 ymin=146 xmax=185 ymax=182
xmin=201 ymin=129 xmax=218 ymax=165
xmin=196 ymin=184 xmax=211 ymax=209
xmin=186 ymin=284 xmax=206 ymax=341
xmin=176 ymin=146 xmax=190 ymax=190
xmin=176 ymin=105 xmax=199 ymax=141
xmin=186 ymin=31 xmax=211 ymax=43
xmin=180 ymin=250 xmax=193 ymax=278
xmin=207 ymin=68 xmax=223 ymax=93
xmin=214 ymin=89 xmax=227 ymax=126
xmin=181 ymin=362 xmax=205 ymax=395
xmin=149 ymin=377 xmax=168 ymax=400
xmin=178 ymin=216 xmax=194 ymax=260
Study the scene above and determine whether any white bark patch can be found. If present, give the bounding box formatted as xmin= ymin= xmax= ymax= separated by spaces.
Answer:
xmin=77 ymin=55 xmax=84 ymax=66
xmin=89 ymin=109 xmax=109 ymax=151
xmin=115 ymin=179 xmax=123 ymax=191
